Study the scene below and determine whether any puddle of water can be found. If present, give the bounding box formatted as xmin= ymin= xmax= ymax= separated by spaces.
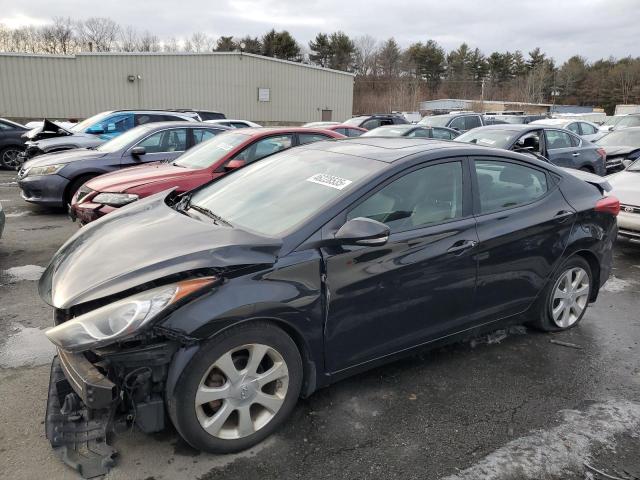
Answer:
xmin=0 ymin=325 xmax=56 ymax=368
xmin=602 ymin=276 xmax=635 ymax=293
xmin=442 ymin=399 xmax=640 ymax=480
xmin=2 ymin=265 xmax=45 ymax=281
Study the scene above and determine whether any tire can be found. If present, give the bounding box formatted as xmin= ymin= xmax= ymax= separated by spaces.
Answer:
xmin=168 ymin=322 xmax=303 ymax=453
xmin=579 ymin=166 xmax=594 ymax=173
xmin=531 ymin=255 xmax=593 ymax=332
xmin=64 ymin=175 xmax=95 ymax=205
xmin=0 ymin=146 xmax=24 ymax=170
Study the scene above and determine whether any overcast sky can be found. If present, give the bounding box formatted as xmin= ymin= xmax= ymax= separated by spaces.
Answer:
xmin=0 ymin=0 xmax=638 ymax=62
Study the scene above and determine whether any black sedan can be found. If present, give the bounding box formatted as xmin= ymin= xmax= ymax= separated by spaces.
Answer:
xmin=361 ymin=124 xmax=460 ymax=139
xmin=40 ymin=138 xmax=618 ymax=476
xmin=455 ymin=125 xmax=608 ymax=175
xmin=0 ymin=118 xmax=28 ymax=169
xmin=594 ymin=127 xmax=640 ymax=171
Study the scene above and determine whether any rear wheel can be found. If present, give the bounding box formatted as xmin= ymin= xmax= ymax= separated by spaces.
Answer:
xmin=531 ymin=256 xmax=592 ymax=332
xmin=0 ymin=146 xmax=23 ymax=169
xmin=169 ymin=322 xmax=303 ymax=453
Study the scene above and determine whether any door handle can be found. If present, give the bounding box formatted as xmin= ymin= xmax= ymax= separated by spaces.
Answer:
xmin=447 ymin=240 xmax=477 ymax=254
xmin=572 ymin=152 xmax=580 ymax=157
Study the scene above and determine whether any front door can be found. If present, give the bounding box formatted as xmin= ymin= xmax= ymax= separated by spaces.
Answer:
xmin=544 ymin=129 xmax=579 ymax=168
xmin=122 ymin=128 xmax=188 ymax=166
xmin=323 ymin=159 xmax=478 ymax=373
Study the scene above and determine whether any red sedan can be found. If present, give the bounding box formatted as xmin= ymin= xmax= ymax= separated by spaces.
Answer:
xmin=305 ymin=123 xmax=366 ymax=137
xmin=70 ymin=127 xmax=344 ymax=224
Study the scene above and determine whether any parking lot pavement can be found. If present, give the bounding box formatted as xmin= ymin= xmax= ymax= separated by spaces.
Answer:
xmin=1 ymin=168 xmax=640 ymax=480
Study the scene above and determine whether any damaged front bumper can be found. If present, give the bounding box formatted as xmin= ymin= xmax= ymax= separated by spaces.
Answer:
xmin=46 ymin=354 xmax=117 ymax=479
xmin=45 ymin=342 xmax=178 ymax=478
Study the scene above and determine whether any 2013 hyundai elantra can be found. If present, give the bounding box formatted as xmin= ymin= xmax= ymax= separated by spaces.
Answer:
xmin=40 ymin=138 xmax=619 ymax=477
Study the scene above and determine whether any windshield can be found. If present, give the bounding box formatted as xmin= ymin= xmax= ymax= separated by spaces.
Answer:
xmin=616 ymin=116 xmax=640 ymax=129
xmin=342 ymin=116 xmax=367 ymax=126
xmin=418 ymin=115 xmax=452 ymax=127
xmin=96 ymin=125 xmax=152 ymax=152
xmin=71 ymin=112 xmax=111 ymax=132
xmin=173 ymin=132 xmax=250 ymax=169
xmin=454 ymin=129 xmax=519 ymax=148
xmin=188 ymin=149 xmax=385 ymax=236
xmin=604 ymin=116 xmax=624 ymax=126
xmin=494 ymin=116 xmax=527 ymax=124
xmin=361 ymin=126 xmax=411 ymax=137
xmin=628 ymin=159 xmax=640 ymax=171
xmin=596 ymin=129 xmax=640 ymax=146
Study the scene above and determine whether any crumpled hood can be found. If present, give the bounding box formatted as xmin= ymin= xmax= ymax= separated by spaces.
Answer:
xmin=29 ymin=132 xmax=100 ymax=152
xmin=85 ymin=162 xmax=193 ymax=193
xmin=22 ymin=149 xmax=108 ymax=170
xmin=39 ymin=190 xmax=282 ymax=309
xmin=608 ymin=171 xmax=640 ymax=206
xmin=24 ymin=118 xmax=74 ymax=140
xmin=601 ymin=145 xmax=639 ymax=157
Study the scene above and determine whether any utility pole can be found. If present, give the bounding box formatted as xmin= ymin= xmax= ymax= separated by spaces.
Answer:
xmin=480 ymin=78 xmax=485 ymax=112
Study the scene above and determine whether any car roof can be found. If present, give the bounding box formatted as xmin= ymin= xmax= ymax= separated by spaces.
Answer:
xmin=231 ymin=126 xmax=341 ymax=137
xmin=299 ymin=137 xmax=497 ymax=163
xmin=140 ymin=121 xmax=229 ymax=128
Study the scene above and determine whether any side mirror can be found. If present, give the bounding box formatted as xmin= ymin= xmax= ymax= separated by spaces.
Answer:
xmin=225 ymin=159 xmax=246 ymax=171
xmin=86 ymin=126 xmax=105 ymax=135
xmin=335 ymin=217 xmax=390 ymax=247
xmin=131 ymin=146 xmax=146 ymax=157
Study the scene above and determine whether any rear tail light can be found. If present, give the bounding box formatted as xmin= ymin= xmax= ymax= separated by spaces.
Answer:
xmin=595 ymin=196 xmax=620 ymax=216
xmin=597 ymin=148 xmax=607 ymax=167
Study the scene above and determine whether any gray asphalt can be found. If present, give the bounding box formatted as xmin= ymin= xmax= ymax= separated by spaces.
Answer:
xmin=1 ymin=169 xmax=639 ymax=480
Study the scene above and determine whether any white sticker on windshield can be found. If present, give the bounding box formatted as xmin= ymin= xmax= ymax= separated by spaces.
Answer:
xmin=306 ymin=173 xmax=353 ymax=190
xmin=218 ymin=143 xmax=235 ymax=151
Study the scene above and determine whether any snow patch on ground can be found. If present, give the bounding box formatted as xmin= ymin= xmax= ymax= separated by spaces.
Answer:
xmin=0 ymin=325 xmax=55 ymax=368
xmin=442 ymin=399 xmax=640 ymax=480
xmin=2 ymin=264 xmax=45 ymax=281
xmin=5 ymin=210 xmax=32 ymax=217
xmin=601 ymin=276 xmax=635 ymax=293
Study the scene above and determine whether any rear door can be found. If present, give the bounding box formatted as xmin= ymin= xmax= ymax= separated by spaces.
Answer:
xmin=544 ymin=129 xmax=581 ymax=168
xmin=323 ymin=158 xmax=478 ymax=372
xmin=471 ymin=157 xmax=574 ymax=322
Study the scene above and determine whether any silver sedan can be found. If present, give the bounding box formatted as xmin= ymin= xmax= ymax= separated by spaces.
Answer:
xmin=608 ymin=160 xmax=640 ymax=242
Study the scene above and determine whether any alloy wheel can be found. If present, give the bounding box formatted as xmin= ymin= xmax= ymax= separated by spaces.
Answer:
xmin=2 ymin=148 xmax=21 ymax=169
xmin=550 ymin=267 xmax=590 ymax=328
xmin=194 ymin=343 xmax=289 ymax=440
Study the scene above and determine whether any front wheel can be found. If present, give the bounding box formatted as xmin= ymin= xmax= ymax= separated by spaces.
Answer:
xmin=0 ymin=146 xmax=23 ymax=169
xmin=169 ymin=322 xmax=303 ymax=453
xmin=531 ymin=256 xmax=592 ymax=332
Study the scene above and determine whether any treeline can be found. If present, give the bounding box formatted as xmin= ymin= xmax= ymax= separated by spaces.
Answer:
xmin=1 ymin=17 xmax=639 ymax=114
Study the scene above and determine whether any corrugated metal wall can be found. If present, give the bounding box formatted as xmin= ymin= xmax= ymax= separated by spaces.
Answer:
xmin=0 ymin=52 xmax=354 ymax=124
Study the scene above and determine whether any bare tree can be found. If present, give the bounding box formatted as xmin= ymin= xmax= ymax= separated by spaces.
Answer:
xmin=119 ymin=26 xmax=139 ymax=52
xmin=163 ymin=37 xmax=179 ymax=52
xmin=39 ymin=17 xmax=76 ymax=54
xmin=190 ymin=32 xmax=214 ymax=52
xmin=353 ymin=35 xmax=377 ymax=76
xmin=76 ymin=17 xmax=119 ymax=52
xmin=139 ymin=31 xmax=160 ymax=52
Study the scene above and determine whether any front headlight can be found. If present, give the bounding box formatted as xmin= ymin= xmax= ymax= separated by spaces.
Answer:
xmin=26 ymin=164 xmax=66 ymax=176
xmin=46 ymin=278 xmax=215 ymax=352
xmin=93 ymin=192 xmax=139 ymax=206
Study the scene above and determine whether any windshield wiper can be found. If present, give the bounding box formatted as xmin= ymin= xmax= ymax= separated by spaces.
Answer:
xmin=188 ymin=204 xmax=233 ymax=227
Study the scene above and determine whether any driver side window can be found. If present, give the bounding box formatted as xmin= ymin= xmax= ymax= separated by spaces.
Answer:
xmin=513 ymin=131 xmax=542 ymax=154
xmin=347 ymin=162 xmax=464 ymax=233
xmin=232 ymin=135 xmax=293 ymax=164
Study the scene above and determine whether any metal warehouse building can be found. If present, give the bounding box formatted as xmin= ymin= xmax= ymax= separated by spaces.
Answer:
xmin=0 ymin=52 xmax=354 ymax=125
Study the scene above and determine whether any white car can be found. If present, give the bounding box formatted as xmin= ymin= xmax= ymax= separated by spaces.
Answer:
xmin=205 ymin=119 xmax=262 ymax=128
xmin=530 ymin=118 xmax=601 ymax=142
xmin=608 ymin=160 xmax=640 ymax=243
